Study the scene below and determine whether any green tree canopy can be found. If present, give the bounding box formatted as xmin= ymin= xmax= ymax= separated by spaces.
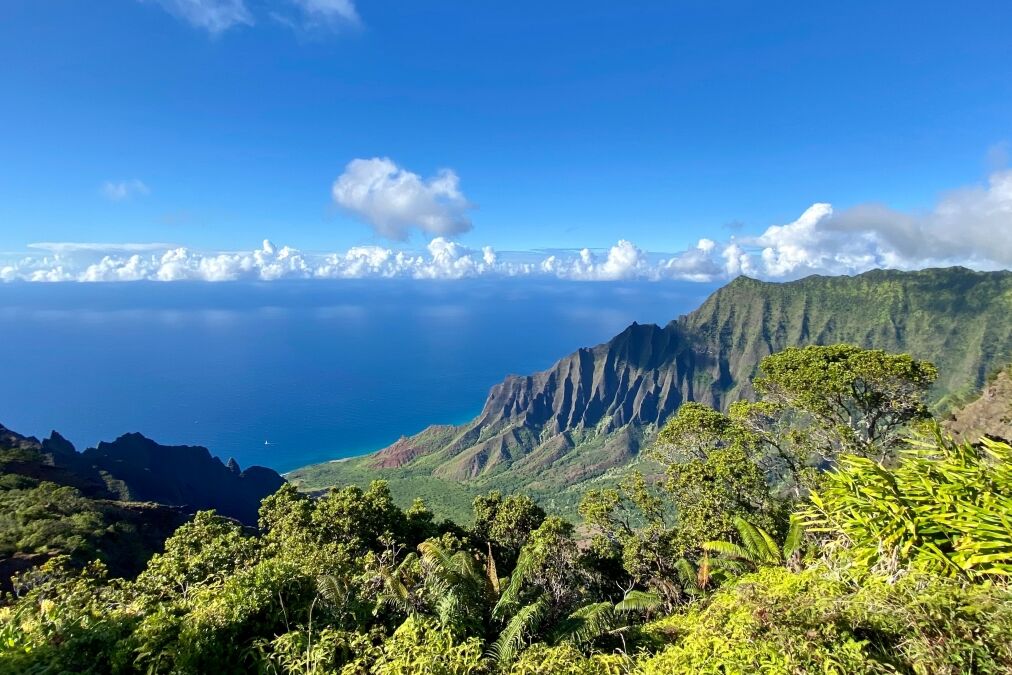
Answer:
xmin=754 ymin=344 xmax=937 ymax=461
xmin=471 ymin=491 xmax=546 ymax=570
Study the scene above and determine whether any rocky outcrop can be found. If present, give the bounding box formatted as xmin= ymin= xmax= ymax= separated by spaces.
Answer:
xmin=946 ymin=369 xmax=1012 ymax=443
xmin=474 ymin=322 xmax=695 ymax=433
xmin=0 ymin=425 xmax=115 ymax=498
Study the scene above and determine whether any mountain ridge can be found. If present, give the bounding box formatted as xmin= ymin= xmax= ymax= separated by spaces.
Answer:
xmin=290 ymin=267 xmax=1012 ymax=519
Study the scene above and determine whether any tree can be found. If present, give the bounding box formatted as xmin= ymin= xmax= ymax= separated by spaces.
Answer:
xmin=579 ymin=474 xmax=683 ymax=605
xmin=470 ymin=491 xmax=545 ymax=570
xmin=489 ymin=517 xmax=590 ymax=665
xmin=312 ymin=480 xmax=407 ymax=554
xmin=753 ymin=344 xmax=937 ymax=462
xmin=258 ymin=482 xmax=314 ymax=537
xmin=416 ymin=539 xmax=497 ymax=636
xmin=404 ymin=498 xmax=438 ymax=546
xmin=651 ymin=403 xmax=784 ymax=554
xmin=135 ymin=510 xmax=259 ymax=601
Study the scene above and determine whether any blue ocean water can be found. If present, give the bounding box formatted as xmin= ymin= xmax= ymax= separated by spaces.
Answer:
xmin=0 ymin=280 xmax=716 ymax=473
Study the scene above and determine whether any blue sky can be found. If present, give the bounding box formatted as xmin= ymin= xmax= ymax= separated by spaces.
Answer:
xmin=2 ymin=1 xmax=1012 ymax=282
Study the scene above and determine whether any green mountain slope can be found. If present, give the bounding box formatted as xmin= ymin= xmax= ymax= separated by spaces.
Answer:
xmin=290 ymin=267 xmax=1012 ymax=521
xmin=0 ymin=428 xmax=188 ymax=591
xmin=0 ymin=424 xmax=287 ymax=589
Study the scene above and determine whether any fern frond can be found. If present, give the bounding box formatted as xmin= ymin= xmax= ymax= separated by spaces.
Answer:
xmin=494 ymin=547 xmax=535 ymax=617
xmin=381 ymin=567 xmax=410 ymax=604
xmin=614 ymin=590 xmax=662 ymax=613
xmin=733 ymin=517 xmax=778 ymax=563
xmin=675 ymin=558 xmax=699 ymax=591
xmin=487 ymin=596 xmax=547 ymax=665
xmin=316 ymin=575 xmax=346 ymax=606
xmin=708 ymin=556 xmax=746 ymax=576
xmin=783 ymin=516 xmax=804 ymax=559
xmin=418 ymin=540 xmax=455 ymax=574
xmin=452 ymin=550 xmax=484 ymax=584
xmin=554 ymin=601 xmax=615 ymax=645
xmin=702 ymin=540 xmax=753 ymax=562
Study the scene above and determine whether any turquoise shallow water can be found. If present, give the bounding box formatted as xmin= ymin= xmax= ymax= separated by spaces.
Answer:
xmin=0 ymin=279 xmax=716 ymax=472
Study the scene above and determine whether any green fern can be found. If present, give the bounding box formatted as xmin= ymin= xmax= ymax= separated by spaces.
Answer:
xmin=315 ymin=575 xmax=346 ymax=606
xmin=553 ymin=601 xmax=616 ymax=646
xmin=614 ymin=589 xmax=662 ymax=613
xmin=488 ymin=596 xmax=548 ymax=665
xmin=703 ymin=516 xmax=804 ymax=572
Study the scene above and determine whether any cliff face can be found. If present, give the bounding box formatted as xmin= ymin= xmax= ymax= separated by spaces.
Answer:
xmin=945 ymin=369 xmax=1012 ymax=443
xmin=82 ymin=433 xmax=285 ymax=524
xmin=476 ymin=322 xmax=697 ymax=432
xmin=418 ymin=322 xmax=698 ymax=481
xmin=306 ymin=267 xmax=1012 ymax=502
xmin=0 ymin=425 xmax=116 ymax=498
xmin=0 ymin=425 xmax=284 ymax=525
xmin=679 ymin=268 xmax=1012 ymax=409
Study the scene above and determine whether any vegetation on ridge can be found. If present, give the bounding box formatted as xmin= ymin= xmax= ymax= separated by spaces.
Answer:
xmin=3 ymin=343 xmax=1011 ymax=673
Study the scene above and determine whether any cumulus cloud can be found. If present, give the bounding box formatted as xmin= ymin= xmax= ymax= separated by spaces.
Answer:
xmin=8 ymin=169 xmax=1012 ymax=284
xmin=724 ymin=169 xmax=1012 ymax=278
xmin=144 ymin=0 xmax=253 ymax=34
xmin=0 ymin=239 xmax=665 ymax=283
xmin=657 ymin=239 xmax=726 ymax=282
xmin=825 ymin=170 xmax=1012 ymax=268
xmin=102 ymin=179 xmax=150 ymax=201
xmin=332 ymin=158 xmax=474 ymax=240
xmin=536 ymin=241 xmax=646 ymax=281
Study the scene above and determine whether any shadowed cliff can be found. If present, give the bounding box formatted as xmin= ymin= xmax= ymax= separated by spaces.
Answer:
xmin=0 ymin=424 xmax=284 ymax=525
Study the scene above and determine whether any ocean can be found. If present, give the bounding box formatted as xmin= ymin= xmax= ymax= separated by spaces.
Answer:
xmin=0 ymin=279 xmax=716 ymax=472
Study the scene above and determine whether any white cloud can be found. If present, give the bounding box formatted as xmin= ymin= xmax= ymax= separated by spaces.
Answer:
xmin=826 ymin=169 xmax=1012 ymax=268
xmin=102 ymin=179 xmax=150 ymax=201
xmin=723 ymin=169 xmax=1012 ymax=278
xmin=720 ymin=242 xmax=754 ymax=277
xmin=482 ymin=246 xmax=497 ymax=266
xmin=288 ymin=0 xmax=359 ymax=28
xmin=80 ymin=255 xmax=150 ymax=282
xmin=658 ymin=239 xmax=725 ymax=282
xmin=8 ymin=169 xmax=1012 ymax=284
xmin=599 ymin=240 xmax=645 ymax=280
xmin=332 ymin=158 xmax=474 ymax=240
xmin=534 ymin=241 xmax=649 ymax=281
xmin=0 ymin=239 xmax=662 ymax=283
xmin=29 ymin=242 xmax=174 ymax=254
xmin=750 ymin=203 xmax=840 ymax=277
xmin=145 ymin=0 xmax=253 ymax=34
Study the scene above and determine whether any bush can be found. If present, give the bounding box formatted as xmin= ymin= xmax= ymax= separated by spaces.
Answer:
xmin=634 ymin=565 xmax=1012 ymax=675
xmin=510 ymin=643 xmax=630 ymax=674
xmin=365 ymin=616 xmax=486 ymax=675
xmin=803 ymin=434 xmax=1012 ymax=580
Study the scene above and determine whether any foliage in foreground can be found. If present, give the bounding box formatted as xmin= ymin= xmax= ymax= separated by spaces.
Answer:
xmin=1 ymin=345 xmax=1011 ymax=674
